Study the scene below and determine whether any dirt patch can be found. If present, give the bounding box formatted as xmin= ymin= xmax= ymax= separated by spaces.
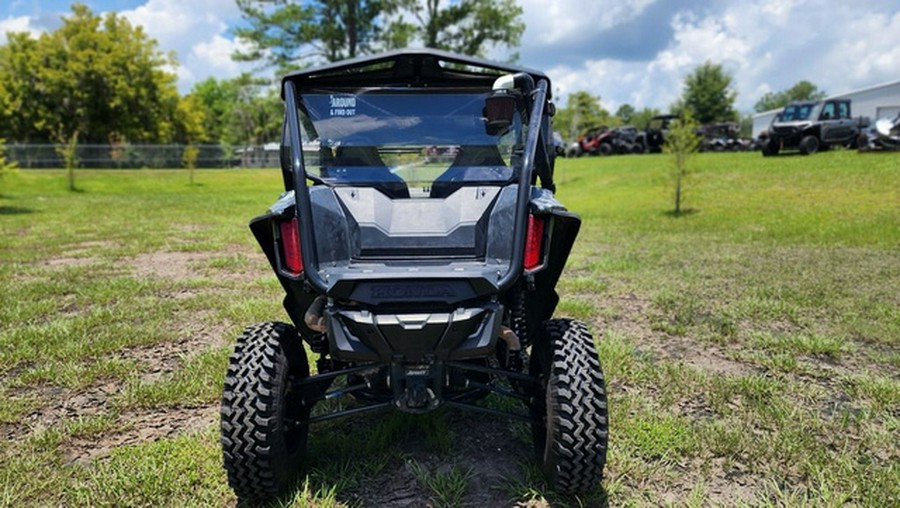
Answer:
xmin=122 ymin=314 xmax=227 ymax=383
xmin=62 ymin=404 xmax=218 ymax=464
xmin=653 ymin=335 xmax=755 ymax=377
xmin=178 ymin=224 xmax=208 ymax=234
xmin=44 ymin=256 xmax=98 ymax=269
xmin=3 ymin=382 xmax=117 ymax=442
xmin=658 ymin=457 xmax=763 ymax=505
xmin=65 ymin=240 xmax=118 ymax=256
xmin=39 ymin=241 xmax=118 ymax=269
xmin=2 ymin=308 xmax=226 ymax=445
xmin=337 ymin=411 xmax=531 ymax=508
xmin=599 ymin=293 xmax=755 ymax=377
xmin=131 ymin=246 xmax=266 ymax=284
xmin=132 ymin=251 xmax=212 ymax=280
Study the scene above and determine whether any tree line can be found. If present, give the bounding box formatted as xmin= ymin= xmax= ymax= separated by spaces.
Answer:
xmin=0 ymin=1 xmax=523 ymax=149
xmin=0 ymin=2 xmax=827 ymax=149
xmin=555 ymin=62 xmax=827 ymax=142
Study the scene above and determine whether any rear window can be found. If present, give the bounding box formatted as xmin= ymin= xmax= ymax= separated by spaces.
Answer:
xmin=294 ymin=90 xmax=525 ymax=198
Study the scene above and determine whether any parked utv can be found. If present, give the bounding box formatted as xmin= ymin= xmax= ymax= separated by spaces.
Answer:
xmin=608 ymin=125 xmax=646 ymax=154
xmin=762 ymin=99 xmax=869 ymax=156
xmin=220 ymin=50 xmax=609 ymax=503
xmin=643 ymin=114 xmax=678 ymax=153
xmin=698 ymin=122 xmax=751 ymax=152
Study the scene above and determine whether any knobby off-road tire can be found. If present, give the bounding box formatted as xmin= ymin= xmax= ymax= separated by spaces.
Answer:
xmin=799 ymin=135 xmax=820 ymax=155
xmin=221 ymin=322 xmax=310 ymax=504
xmin=530 ymin=319 xmax=608 ymax=494
xmin=762 ymin=138 xmax=779 ymax=157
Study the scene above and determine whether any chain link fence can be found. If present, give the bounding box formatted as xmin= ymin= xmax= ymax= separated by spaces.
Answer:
xmin=1 ymin=144 xmax=282 ymax=169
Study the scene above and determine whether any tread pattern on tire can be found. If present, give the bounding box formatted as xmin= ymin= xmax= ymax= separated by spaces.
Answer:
xmin=221 ymin=321 xmax=307 ymax=503
xmin=539 ymin=319 xmax=609 ymax=494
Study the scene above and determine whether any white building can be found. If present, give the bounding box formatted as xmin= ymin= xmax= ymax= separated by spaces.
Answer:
xmin=751 ymin=79 xmax=900 ymax=138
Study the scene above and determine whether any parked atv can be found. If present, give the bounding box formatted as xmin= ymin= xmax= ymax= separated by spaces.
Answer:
xmin=858 ymin=112 xmax=900 ymax=152
xmin=570 ymin=125 xmax=611 ymax=156
xmin=220 ymin=49 xmax=609 ymax=503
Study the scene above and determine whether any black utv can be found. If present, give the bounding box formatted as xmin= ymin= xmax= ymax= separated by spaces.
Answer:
xmin=644 ymin=114 xmax=678 ymax=153
xmin=220 ymin=49 xmax=609 ymax=503
xmin=761 ymin=99 xmax=868 ymax=156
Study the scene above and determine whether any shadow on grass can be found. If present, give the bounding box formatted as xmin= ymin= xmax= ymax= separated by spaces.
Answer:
xmin=266 ymin=405 xmax=611 ymax=508
xmin=663 ymin=208 xmax=699 ymax=218
xmin=766 ymin=151 xmax=809 ymax=157
xmin=0 ymin=205 xmax=35 ymax=215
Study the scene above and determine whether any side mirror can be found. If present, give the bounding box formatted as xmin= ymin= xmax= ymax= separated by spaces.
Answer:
xmin=484 ymin=92 xmax=518 ymax=136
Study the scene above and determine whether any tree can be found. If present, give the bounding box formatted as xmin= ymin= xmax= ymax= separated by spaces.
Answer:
xmin=234 ymin=0 xmax=400 ymax=71
xmin=754 ymin=80 xmax=827 ymax=112
xmin=189 ymin=77 xmax=240 ymax=144
xmin=173 ymin=94 xmax=206 ymax=145
xmin=677 ymin=61 xmax=737 ymax=125
xmin=396 ymin=0 xmax=525 ymax=57
xmin=615 ymin=103 xmax=635 ymax=124
xmin=631 ymin=107 xmax=663 ymax=130
xmin=60 ymin=132 xmax=79 ymax=192
xmin=664 ymin=110 xmax=701 ymax=216
xmin=188 ymin=75 xmax=281 ymax=148
xmin=224 ymin=74 xmax=282 ymax=148
xmin=175 ymin=94 xmax=206 ymax=185
xmin=553 ymin=91 xmax=611 ymax=142
xmin=233 ymin=0 xmax=525 ymax=71
xmin=0 ymin=3 xmax=186 ymax=146
xmin=182 ymin=144 xmax=199 ymax=185
xmin=0 ymin=34 xmax=41 ymax=142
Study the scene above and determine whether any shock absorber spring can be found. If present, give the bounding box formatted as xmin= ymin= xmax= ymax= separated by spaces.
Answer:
xmin=511 ymin=284 xmax=529 ymax=348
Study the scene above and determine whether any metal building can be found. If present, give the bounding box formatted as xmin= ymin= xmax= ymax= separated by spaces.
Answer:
xmin=752 ymin=79 xmax=900 ymax=138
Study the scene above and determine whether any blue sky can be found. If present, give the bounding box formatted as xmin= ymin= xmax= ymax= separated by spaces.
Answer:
xmin=4 ymin=1 xmax=900 ymax=113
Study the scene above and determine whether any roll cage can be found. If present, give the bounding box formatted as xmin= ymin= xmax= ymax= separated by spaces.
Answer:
xmin=280 ymin=49 xmax=558 ymax=295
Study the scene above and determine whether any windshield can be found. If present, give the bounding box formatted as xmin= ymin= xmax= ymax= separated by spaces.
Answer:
xmin=296 ymin=89 xmax=524 ymax=198
xmin=780 ymin=104 xmax=816 ymax=122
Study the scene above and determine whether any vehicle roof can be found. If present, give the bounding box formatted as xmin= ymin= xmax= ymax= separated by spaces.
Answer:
xmin=785 ymin=100 xmax=827 ymax=106
xmin=281 ymin=49 xmax=551 ymax=98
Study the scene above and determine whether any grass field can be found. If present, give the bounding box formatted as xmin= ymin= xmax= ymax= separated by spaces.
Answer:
xmin=0 ymin=150 xmax=897 ymax=507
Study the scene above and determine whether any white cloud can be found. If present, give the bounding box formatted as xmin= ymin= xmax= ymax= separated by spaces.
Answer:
xmin=0 ymin=15 xmax=44 ymax=44
xmin=118 ymin=0 xmax=253 ymax=92
xmin=180 ymin=34 xmax=260 ymax=90
xmin=760 ymin=0 xmax=800 ymax=19
xmin=5 ymin=0 xmax=899 ymax=108
xmin=525 ymin=0 xmax=900 ymax=114
xmin=191 ymin=34 xmax=246 ymax=75
xmin=520 ymin=0 xmax=655 ymax=46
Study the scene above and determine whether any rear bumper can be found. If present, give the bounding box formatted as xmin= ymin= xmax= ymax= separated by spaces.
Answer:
xmin=326 ymin=302 xmax=502 ymax=363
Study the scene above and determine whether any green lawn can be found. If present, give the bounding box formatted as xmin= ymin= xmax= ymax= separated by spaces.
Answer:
xmin=0 ymin=150 xmax=897 ymax=506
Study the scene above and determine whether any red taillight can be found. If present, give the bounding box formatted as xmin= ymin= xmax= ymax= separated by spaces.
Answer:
xmin=279 ymin=218 xmax=303 ymax=276
xmin=523 ymin=214 xmax=545 ymax=271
